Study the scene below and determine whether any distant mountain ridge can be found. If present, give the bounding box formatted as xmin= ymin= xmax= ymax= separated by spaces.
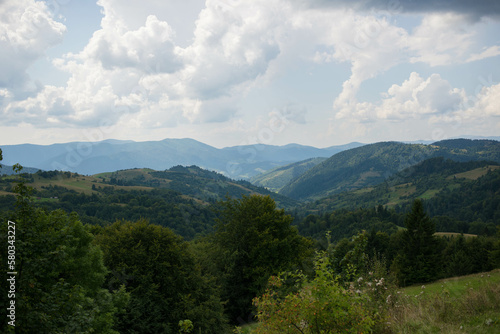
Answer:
xmin=0 ymin=164 xmax=39 ymax=175
xmin=279 ymin=139 xmax=500 ymax=200
xmin=0 ymin=138 xmax=363 ymax=179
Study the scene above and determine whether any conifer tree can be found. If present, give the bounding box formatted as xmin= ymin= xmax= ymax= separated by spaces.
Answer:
xmin=392 ymin=199 xmax=440 ymax=286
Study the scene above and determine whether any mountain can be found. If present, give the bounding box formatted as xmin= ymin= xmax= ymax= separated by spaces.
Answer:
xmin=0 ymin=164 xmax=40 ymax=175
xmin=0 ymin=165 xmax=298 ymax=239
xmin=299 ymin=157 xmax=500 ymax=213
xmin=250 ymin=157 xmax=327 ymax=192
xmin=0 ymin=139 xmax=363 ymax=179
xmin=96 ymin=165 xmax=298 ymax=208
xmin=279 ymin=139 xmax=500 ymax=201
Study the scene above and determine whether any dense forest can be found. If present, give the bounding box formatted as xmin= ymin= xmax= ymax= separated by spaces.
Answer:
xmin=1 ymin=144 xmax=500 ymax=333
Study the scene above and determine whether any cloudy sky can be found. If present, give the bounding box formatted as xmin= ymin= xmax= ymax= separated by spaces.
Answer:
xmin=1 ymin=0 xmax=499 ymax=148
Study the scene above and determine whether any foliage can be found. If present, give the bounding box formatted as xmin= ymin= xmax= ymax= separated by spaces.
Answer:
xmin=253 ymin=251 xmax=379 ymax=333
xmin=212 ymin=195 xmax=314 ymax=323
xmin=178 ymin=319 xmax=194 ymax=333
xmin=102 ymin=165 xmax=297 ymax=208
xmin=295 ymin=205 xmax=402 ymax=241
xmin=392 ymin=200 xmax=440 ymax=286
xmin=16 ymin=184 xmax=217 ymax=240
xmin=280 ymin=140 xmax=500 ymax=201
xmin=0 ymin=165 xmax=129 ymax=333
xmin=95 ymin=219 xmax=228 ymax=334
xmin=297 ymin=157 xmax=500 ymax=223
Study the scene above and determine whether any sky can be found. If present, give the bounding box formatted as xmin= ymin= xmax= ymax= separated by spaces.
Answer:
xmin=1 ymin=0 xmax=500 ymax=149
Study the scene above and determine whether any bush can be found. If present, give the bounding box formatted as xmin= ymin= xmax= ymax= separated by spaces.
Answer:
xmin=253 ymin=252 xmax=380 ymax=333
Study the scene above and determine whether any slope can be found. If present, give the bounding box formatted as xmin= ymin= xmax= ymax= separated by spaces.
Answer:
xmin=279 ymin=139 xmax=500 ymax=201
xmin=249 ymin=157 xmax=327 ymax=192
xmin=300 ymin=157 xmax=500 ymax=215
xmin=96 ymin=165 xmax=297 ymax=208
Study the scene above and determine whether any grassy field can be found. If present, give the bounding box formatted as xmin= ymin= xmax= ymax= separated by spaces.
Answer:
xmin=236 ymin=269 xmax=500 ymax=334
xmin=1 ymin=172 xmax=154 ymax=197
xmin=390 ymin=269 xmax=500 ymax=333
xmin=451 ymin=165 xmax=500 ymax=180
xmin=435 ymin=232 xmax=478 ymax=238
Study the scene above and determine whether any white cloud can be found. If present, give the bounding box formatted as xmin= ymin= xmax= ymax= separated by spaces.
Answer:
xmin=378 ymin=72 xmax=466 ymax=119
xmin=408 ymin=13 xmax=473 ymax=66
xmin=179 ymin=0 xmax=283 ymax=99
xmin=83 ymin=14 xmax=182 ymax=73
xmin=334 ymin=72 xmax=467 ymax=121
xmin=332 ymin=12 xmax=483 ymax=120
xmin=466 ymin=83 xmax=500 ymax=117
xmin=0 ymin=0 xmax=66 ymax=91
xmin=2 ymin=0 xmax=499 ymax=146
xmin=466 ymin=45 xmax=500 ymax=62
xmin=330 ymin=14 xmax=410 ymax=119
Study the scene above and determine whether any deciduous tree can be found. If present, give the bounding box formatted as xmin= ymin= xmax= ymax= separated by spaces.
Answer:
xmin=213 ymin=195 xmax=313 ymax=323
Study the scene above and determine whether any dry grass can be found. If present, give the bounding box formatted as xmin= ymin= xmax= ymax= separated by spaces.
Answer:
xmin=388 ymin=270 xmax=500 ymax=333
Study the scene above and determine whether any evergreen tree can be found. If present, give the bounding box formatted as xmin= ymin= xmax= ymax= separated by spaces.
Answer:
xmin=392 ymin=199 xmax=440 ymax=286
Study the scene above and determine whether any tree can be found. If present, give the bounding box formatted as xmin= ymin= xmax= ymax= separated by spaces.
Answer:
xmin=95 ymin=219 xmax=228 ymax=334
xmin=0 ymin=165 xmax=128 ymax=333
xmin=392 ymin=199 xmax=440 ymax=286
xmin=212 ymin=195 xmax=313 ymax=323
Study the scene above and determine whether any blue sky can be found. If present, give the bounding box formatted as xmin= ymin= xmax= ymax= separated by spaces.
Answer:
xmin=1 ymin=0 xmax=499 ymax=148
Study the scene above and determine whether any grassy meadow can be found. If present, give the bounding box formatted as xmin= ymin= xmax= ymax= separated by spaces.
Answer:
xmin=237 ymin=269 xmax=500 ymax=334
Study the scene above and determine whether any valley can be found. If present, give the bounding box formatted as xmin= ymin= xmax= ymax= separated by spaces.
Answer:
xmin=1 ymin=138 xmax=499 ymax=333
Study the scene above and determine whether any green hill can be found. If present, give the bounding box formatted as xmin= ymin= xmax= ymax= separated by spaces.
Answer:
xmin=0 ymin=165 xmax=297 ymax=209
xmin=249 ymin=157 xmax=327 ymax=192
xmin=96 ymin=165 xmax=297 ymax=208
xmin=279 ymin=139 xmax=500 ymax=201
xmin=300 ymin=158 xmax=500 ymax=216
xmin=0 ymin=166 xmax=297 ymax=239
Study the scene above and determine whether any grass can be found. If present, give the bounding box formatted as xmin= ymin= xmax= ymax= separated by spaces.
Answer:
xmin=234 ymin=323 xmax=258 ymax=333
xmin=435 ymin=232 xmax=478 ymax=238
xmin=1 ymin=173 xmax=154 ymax=197
xmin=241 ymin=270 xmax=500 ymax=334
xmin=451 ymin=165 xmax=500 ymax=180
xmin=390 ymin=269 xmax=500 ymax=333
xmin=417 ymin=189 xmax=440 ymax=200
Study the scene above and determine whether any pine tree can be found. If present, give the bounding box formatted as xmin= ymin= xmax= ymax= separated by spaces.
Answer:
xmin=392 ymin=199 xmax=440 ymax=286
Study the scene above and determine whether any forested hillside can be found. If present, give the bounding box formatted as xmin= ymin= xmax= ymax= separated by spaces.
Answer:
xmin=249 ymin=157 xmax=326 ymax=192
xmin=1 ymin=141 xmax=499 ymax=333
xmin=279 ymin=139 xmax=500 ymax=200
xmin=299 ymin=158 xmax=500 ymax=216
xmin=0 ymin=166 xmax=295 ymax=239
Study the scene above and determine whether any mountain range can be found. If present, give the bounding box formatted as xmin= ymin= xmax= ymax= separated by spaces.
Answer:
xmin=279 ymin=139 xmax=500 ymax=200
xmin=0 ymin=139 xmax=363 ymax=179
